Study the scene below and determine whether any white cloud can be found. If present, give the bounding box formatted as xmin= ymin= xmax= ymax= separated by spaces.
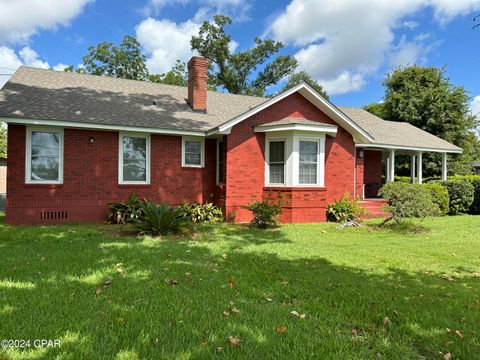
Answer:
xmin=0 ymin=0 xmax=93 ymax=45
xmin=19 ymin=47 xmax=50 ymax=69
xmin=472 ymin=96 xmax=480 ymax=117
xmin=388 ymin=34 xmax=439 ymax=67
xmin=136 ymin=17 xmax=199 ymax=74
xmin=143 ymin=0 xmax=251 ymax=21
xmin=53 ymin=63 xmax=69 ymax=71
xmin=269 ymin=0 xmax=480 ymax=94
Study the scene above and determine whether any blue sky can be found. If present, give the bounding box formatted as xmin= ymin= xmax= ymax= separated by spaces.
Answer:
xmin=1 ymin=0 xmax=480 ymax=113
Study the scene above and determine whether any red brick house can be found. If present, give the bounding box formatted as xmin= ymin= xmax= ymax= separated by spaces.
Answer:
xmin=0 ymin=57 xmax=462 ymax=224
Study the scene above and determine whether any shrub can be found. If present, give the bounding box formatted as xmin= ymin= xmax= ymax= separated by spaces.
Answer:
xmin=108 ymin=193 xmax=144 ymax=224
xmin=134 ymin=201 xmax=190 ymax=235
xmin=422 ymin=183 xmax=449 ymax=216
xmin=378 ymin=182 xmax=440 ymax=224
xmin=242 ymin=193 xmax=285 ymax=229
xmin=447 ymin=175 xmax=480 ymax=214
xmin=178 ymin=202 xmax=223 ymax=223
xmin=435 ymin=180 xmax=474 ymax=215
xmin=326 ymin=193 xmax=366 ymax=222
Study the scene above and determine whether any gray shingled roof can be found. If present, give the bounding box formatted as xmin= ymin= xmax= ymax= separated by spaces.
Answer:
xmin=255 ymin=117 xmax=337 ymax=128
xmin=0 ymin=66 xmax=462 ymax=152
xmin=338 ymin=106 xmax=462 ymax=152
xmin=0 ymin=66 xmax=266 ymax=132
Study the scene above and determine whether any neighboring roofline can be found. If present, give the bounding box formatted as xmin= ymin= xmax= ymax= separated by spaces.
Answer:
xmin=356 ymin=143 xmax=463 ymax=154
xmin=207 ymin=82 xmax=374 ymax=143
xmin=254 ymin=123 xmax=338 ymax=135
xmin=0 ymin=117 xmax=206 ymax=137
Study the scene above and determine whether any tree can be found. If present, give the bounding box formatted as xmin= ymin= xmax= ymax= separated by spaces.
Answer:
xmin=281 ymin=71 xmax=328 ymax=99
xmin=0 ymin=125 xmax=6 ymax=158
xmin=149 ymin=60 xmax=187 ymax=86
xmin=368 ymin=65 xmax=479 ymax=176
xmin=363 ymin=102 xmax=385 ymax=118
xmin=191 ymin=15 xmax=297 ymax=96
xmin=67 ymin=35 xmax=149 ymax=81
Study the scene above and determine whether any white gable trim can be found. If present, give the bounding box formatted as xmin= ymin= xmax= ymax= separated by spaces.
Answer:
xmin=254 ymin=123 xmax=337 ymax=135
xmin=208 ymin=82 xmax=374 ymax=143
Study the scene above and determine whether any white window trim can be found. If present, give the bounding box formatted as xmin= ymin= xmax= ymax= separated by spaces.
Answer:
xmin=25 ymin=126 xmax=64 ymax=184
xmin=118 ymin=132 xmax=151 ymax=185
xmin=182 ymin=136 xmax=205 ymax=168
xmin=216 ymin=139 xmax=223 ymax=185
xmin=264 ymin=132 xmax=325 ymax=188
xmin=265 ymin=137 xmax=287 ymax=186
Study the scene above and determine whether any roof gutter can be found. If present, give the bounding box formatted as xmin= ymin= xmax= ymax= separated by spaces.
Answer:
xmin=0 ymin=117 xmax=207 ymax=137
xmin=356 ymin=143 xmax=463 ymax=154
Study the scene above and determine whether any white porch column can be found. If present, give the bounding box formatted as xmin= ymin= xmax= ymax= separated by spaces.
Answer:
xmin=410 ymin=155 xmax=416 ymax=183
xmin=388 ymin=149 xmax=395 ymax=182
xmin=416 ymin=152 xmax=423 ymax=184
xmin=441 ymin=153 xmax=448 ymax=181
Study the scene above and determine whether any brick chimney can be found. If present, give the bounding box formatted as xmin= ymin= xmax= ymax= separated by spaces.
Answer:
xmin=187 ymin=56 xmax=209 ymax=113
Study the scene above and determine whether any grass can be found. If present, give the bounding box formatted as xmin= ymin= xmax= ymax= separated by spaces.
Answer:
xmin=0 ymin=215 xmax=479 ymax=359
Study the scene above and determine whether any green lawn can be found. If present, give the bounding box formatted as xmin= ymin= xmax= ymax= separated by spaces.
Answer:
xmin=0 ymin=215 xmax=479 ymax=359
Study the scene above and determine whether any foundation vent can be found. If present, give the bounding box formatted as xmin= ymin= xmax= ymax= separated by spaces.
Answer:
xmin=40 ymin=210 xmax=68 ymax=221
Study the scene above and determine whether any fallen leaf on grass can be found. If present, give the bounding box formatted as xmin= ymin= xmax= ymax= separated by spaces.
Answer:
xmin=228 ymin=336 xmax=241 ymax=347
xmin=165 ymin=278 xmax=178 ymax=286
xmin=231 ymin=307 xmax=240 ymax=313
xmin=228 ymin=276 xmax=235 ymax=288
xmin=455 ymin=330 xmax=463 ymax=338
xmin=393 ymin=310 xmax=400 ymax=317
xmin=472 ymin=272 xmax=480 ymax=277
xmin=441 ymin=274 xmax=456 ymax=282
xmin=265 ymin=297 xmax=273 ymax=302
xmin=216 ymin=347 xmax=224 ymax=352
xmin=96 ymin=287 xmax=102 ymax=296
xmin=290 ymin=310 xmax=306 ymax=319
xmin=222 ymin=253 xmax=228 ymax=259
xmin=116 ymin=263 xmax=125 ymax=276
xmin=383 ymin=317 xmax=391 ymax=326
xmin=96 ymin=277 xmax=113 ymax=296
xmin=276 ymin=327 xmax=288 ymax=333
xmin=444 ymin=352 xmax=452 ymax=360
xmin=223 ymin=311 xmax=230 ymax=316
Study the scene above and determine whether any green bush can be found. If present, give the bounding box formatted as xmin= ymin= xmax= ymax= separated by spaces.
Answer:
xmin=178 ymin=202 xmax=223 ymax=223
xmin=242 ymin=193 xmax=285 ymax=229
xmin=134 ymin=201 xmax=190 ymax=235
xmin=378 ymin=182 xmax=440 ymax=224
xmin=447 ymin=175 xmax=480 ymax=214
xmin=435 ymin=180 xmax=475 ymax=215
xmin=108 ymin=193 xmax=144 ymax=224
xmin=422 ymin=183 xmax=449 ymax=216
xmin=326 ymin=193 xmax=366 ymax=222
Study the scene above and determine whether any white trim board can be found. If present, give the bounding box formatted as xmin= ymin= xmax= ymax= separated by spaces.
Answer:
xmin=255 ymin=123 xmax=337 ymax=135
xmin=2 ymin=117 xmax=206 ymax=137
xmin=355 ymin=143 xmax=463 ymax=154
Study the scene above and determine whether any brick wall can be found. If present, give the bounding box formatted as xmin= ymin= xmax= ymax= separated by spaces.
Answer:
xmin=363 ymin=150 xmax=383 ymax=198
xmin=225 ymin=92 xmax=357 ymax=223
xmin=6 ymin=125 xmax=217 ymax=224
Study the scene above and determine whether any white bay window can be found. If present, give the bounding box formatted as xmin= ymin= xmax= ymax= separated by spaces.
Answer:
xmin=263 ymin=132 xmax=327 ymax=187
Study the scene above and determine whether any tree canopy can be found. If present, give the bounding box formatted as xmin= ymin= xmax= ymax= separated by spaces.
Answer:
xmin=148 ymin=60 xmax=187 ymax=86
xmin=191 ymin=15 xmax=298 ymax=96
xmin=0 ymin=125 xmax=6 ymax=158
xmin=281 ymin=71 xmax=328 ymax=99
xmin=364 ymin=65 xmax=480 ymax=176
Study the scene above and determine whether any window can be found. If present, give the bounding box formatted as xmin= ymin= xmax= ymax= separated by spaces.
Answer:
xmin=299 ymin=140 xmax=319 ymax=185
xmin=217 ymin=140 xmax=224 ymax=184
xmin=268 ymin=140 xmax=285 ymax=184
xmin=119 ymin=133 xmax=150 ymax=184
xmin=26 ymin=128 xmax=63 ymax=184
xmin=182 ymin=137 xmax=204 ymax=167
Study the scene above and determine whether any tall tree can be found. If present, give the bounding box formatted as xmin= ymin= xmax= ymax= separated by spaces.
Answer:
xmin=0 ymin=125 xmax=6 ymax=158
xmin=363 ymin=102 xmax=385 ymax=118
xmin=281 ymin=71 xmax=329 ymax=99
xmin=191 ymin=15 xmax=297 ymax=96
xmin=66 ymin=35 xmax=149 ymax=81
xmin=380 ymin=65 xmax=479 ymax=175
xmin=149 ymin=60 xmax=188 ymax=86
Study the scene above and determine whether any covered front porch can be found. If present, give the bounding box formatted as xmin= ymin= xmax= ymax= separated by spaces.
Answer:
xmin=356 ymin=145 xmax=457 ymax=200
